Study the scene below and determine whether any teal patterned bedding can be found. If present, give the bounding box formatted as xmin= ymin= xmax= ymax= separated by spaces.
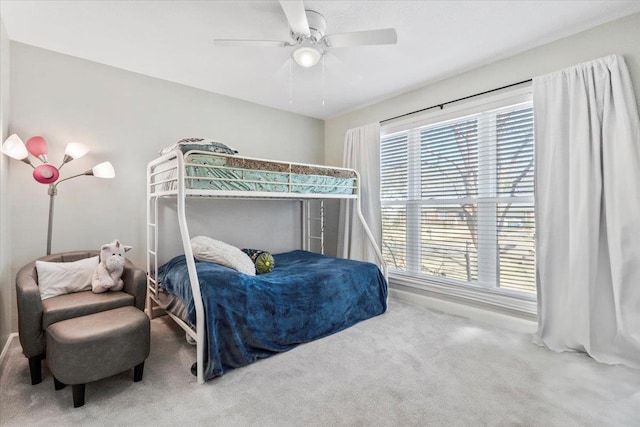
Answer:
xmin=181 ymin=152 xmax=357 ymax=195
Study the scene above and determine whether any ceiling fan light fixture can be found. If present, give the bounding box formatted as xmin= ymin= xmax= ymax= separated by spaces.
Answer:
xmin=292 ymin=45 xmax=322 ymax=68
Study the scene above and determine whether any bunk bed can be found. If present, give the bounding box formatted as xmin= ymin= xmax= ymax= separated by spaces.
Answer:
xmin=147 ymin=148 xmax=388 ymax=384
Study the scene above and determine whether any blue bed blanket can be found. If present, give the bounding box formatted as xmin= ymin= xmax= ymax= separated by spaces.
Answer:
xmin=158 ymin=250 xmax=388 ymax=380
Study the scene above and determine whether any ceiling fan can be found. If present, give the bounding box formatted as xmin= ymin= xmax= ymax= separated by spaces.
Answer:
xmin=214 ymin=0 xmax=398 ymax=68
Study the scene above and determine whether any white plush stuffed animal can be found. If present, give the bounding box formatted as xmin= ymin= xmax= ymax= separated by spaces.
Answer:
xmin=92 ymin=239 xmax=132 ymax=293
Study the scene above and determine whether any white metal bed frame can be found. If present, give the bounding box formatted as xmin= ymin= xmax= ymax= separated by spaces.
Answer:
xmin=146 ymin=149 xmax=387 ymax=384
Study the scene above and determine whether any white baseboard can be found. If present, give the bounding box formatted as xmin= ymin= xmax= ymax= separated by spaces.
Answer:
xmin=0 ymin=332 xmax=18 ymax=369
xmin=390 ymin=287 xmax=537 ymax=334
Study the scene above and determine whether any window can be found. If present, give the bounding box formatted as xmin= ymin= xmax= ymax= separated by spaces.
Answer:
xmin=381 ymin=91 xmax=535 ymax=297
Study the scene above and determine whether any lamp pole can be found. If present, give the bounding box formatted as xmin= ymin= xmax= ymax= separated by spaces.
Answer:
xmin=47 ymin=184 xmax=56 ymax=256
xmin=45 ymin=171 xmax=93 ymax=255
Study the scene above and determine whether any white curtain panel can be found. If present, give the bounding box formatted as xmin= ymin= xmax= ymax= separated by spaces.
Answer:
xmin=533 ymin=54 xmax=640 ymax=368
xmin=337 ymin=122 xmax=382 ymax=263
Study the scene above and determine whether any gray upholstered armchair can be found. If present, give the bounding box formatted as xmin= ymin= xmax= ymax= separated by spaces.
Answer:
xmin=15 ymin=250 xmax=146 ymax=385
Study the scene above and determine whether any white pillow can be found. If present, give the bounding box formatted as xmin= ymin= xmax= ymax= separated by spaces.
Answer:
xmin=36 ymin=256 xmax=99 ymax=300
xmin=190 ymin=236 xmax=255 ymax=276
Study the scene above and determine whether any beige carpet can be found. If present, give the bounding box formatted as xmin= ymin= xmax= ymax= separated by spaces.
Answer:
xmin=1 ymin=299 xmax=639 ymax=426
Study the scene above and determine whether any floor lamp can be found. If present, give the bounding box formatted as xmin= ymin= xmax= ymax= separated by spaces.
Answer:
xmin=2 ymin=134 xmax=115 ymax=255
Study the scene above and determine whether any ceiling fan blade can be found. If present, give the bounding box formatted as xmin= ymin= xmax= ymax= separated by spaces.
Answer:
xmin=279 ymin=0 xmax=310 ymax=36
xmin=323 ymin=28 xmax=397 ymax=48
xmin=214 ymin=39 xmax=289 ymax=47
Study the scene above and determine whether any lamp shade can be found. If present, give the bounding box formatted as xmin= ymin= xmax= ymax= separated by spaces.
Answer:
xmin=1 ymin=134 xmax=29 ymax=160
xmin=33 ymin=164 xmax=60 ymax=184
xmin=292 ymin=45 xmax=322 ymax=68
xmin=26 ymin=136 xmax=48 ymax=162
xmin=64 ymin=142 xmax=89 ymax=160
xmin=91 ymin=161 xmax=115 ymax=178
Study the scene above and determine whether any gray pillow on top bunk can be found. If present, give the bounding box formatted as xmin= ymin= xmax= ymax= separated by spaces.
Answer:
xmin=190 ymin=236 xmax=255 ymax=276
xmin=158 ymin=138 xmax=238 ymax=156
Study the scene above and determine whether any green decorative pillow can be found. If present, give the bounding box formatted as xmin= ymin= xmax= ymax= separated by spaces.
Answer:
xmin=241 ymin=249 xmax=275 ymax=274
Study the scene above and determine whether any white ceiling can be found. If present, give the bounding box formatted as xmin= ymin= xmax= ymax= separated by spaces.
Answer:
xmin=2 ymin=1 xmax=640 ymax=120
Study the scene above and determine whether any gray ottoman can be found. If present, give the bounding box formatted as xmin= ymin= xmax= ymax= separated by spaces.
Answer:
xmin=46 ymin=306 xmax=150 ymax=407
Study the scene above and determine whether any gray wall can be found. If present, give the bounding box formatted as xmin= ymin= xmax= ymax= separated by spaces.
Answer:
xmin=0 ymin=15 xmax=12 ymax=353
xmin=7 ymin=42 xmax=324 ymax=332
xmin=323 ymin=12 xmax=640 ymax=257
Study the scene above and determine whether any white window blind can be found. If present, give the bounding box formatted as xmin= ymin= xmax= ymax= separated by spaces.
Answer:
xmin=381 ymin=94 xmax=535 ymax=295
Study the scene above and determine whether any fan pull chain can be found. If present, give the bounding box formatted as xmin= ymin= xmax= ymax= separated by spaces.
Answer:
xmin=321 ymin=56 xmax=326 ymax=107
xmin=289 ymin=58 xmax=293 ymax=105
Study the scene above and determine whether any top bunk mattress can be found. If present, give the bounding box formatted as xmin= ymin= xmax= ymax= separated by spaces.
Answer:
xmin=156 ymin=151 xmax=357 ymax=195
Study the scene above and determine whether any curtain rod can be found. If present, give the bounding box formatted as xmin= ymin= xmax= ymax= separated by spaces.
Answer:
xmin=380 ymin=78 xmax=533 ymax=124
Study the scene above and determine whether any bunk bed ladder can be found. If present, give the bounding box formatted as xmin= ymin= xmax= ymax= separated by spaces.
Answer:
xmin=147 ymin=151 xmax=207 ymax=385
xmin=145 ymin=169 xmax=158 ymax=319
xmin=302 ymin=200 xmax=325 ymax=254
xmin=146 ymin=181 xmax=159 ymax=319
